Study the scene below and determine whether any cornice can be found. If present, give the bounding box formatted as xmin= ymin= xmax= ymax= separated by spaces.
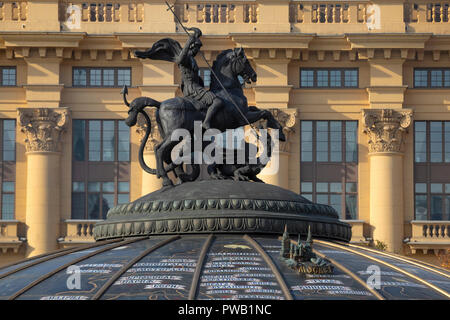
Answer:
xmin=0 ymin=32 xmax=85 ymax=48
xmin=231 ymin=33 xmax=315 ymax=49
xmin=346 ymin=33 xmax=432 ymax=49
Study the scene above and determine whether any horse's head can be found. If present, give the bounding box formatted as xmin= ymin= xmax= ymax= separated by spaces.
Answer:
xmin=231 ymin=47 xmax=257 ymax=84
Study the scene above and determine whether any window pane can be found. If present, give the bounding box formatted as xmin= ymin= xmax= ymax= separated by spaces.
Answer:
xmin=88 ymin=194 xmax=100 ymax=219
xmin=317 ymin=70 xmax=328 ymax=87
xmin=301 ymin=121 xmax=313 ymax=161
xmin=71 ymin=193 xmax=85 ymax=219
xmin=430 ymin=70 xmax=443 ymax=87
xmin=1 ymin=194 xmax=14 ymax=220
xmin=330 ymin=70 xmax=341 ymax=87
xmin=118 ymin=181 xmax=130 ymax=193
xmin=316 ymin=194 xmax=328 ymax=205
xmin=446 ymin=196 xmax=450 ymax=220
xmin=430 ymin=183 xmax=442 ymax=193
xmin=199 ymin=68 xmax=211 ymax=87
xmin=431 ymin=195 xmax=443 ymax=220
xmin=3 ymin=119 xmax=15 ymax=161
xmin=72 ymin=182 xmax=85 ymax=192
xmin=90 ymin=69 xmax=102 ymax=86
xmin=117 ymin=69 xmax=131 ymax=86
xmin=415 ymin=195 xmax=427 ymax=220
xmin=330 ymin=182 xmax=342 ymax=193
xmin=444 ymin=70 xmax=450 ymax=87
xmin=316 ymin=121 xmax=328 ymax=162
xmin=414 ymin=70 xmax=428 ymax=87
xmin=73 ymin=68 xmax=87 ymax=86
xmin=102 ymin=182 xmax=115 ymax=193
xmin=345 ymin=195 xmax=357 ymax=219
xmin=302 ymin=194 xmax=313 ymax=202
xmin=102 ymin=121 xmax=115 ymax=161
xmin=346 ymin=121 xmax=357 ymax=162
xmin=89 ymin=120 xmax=101 ymax=161
xmin=330 ymin=121 xmax=342 ymax=162
xmin=88 ymin=182 xmax=101 ymax=192
xmin=346 ymin=182 xmax=357 ymax=193
xmin=2 ymin=68 xmax=16 ymax=86
xmin=330 ymin=194 xmax=341 ymax=215
xmin=118 ymin=194 xmax=129 ymax=205
xmin=316 ymin=182 xmax=328 ymax=193
xmin=118 ymin=121 xmax=130 ymax=161
xmin=103 ymin=69 xmax=115 ymax=86
xmin=415 ymin=183 xmax=427 ymax=193
xmin=344 ymin=70 xmax=357 ymax=87
xmin=73 ymin=120 xmax=86 ymax=161
xmin=102 ymin=194 xmax=114 ymax=219
xmin=300 ymin=70 xmax=314 ymax=87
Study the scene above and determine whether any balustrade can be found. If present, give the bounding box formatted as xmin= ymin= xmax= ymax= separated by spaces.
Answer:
xmin=59 ymin=220 xmax=100 ymax=247
xmin=0 ymin=1 xmax=27 ymax=21
xmin=409 ymin=220 xmax=450 ymax=254
xmin=289 ymin=2 xmax=368 ymax=24
xmin=173 ymin=2 xmax=258 ymax=24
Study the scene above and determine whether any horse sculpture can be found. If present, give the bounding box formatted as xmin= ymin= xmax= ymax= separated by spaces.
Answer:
xmin=123 ymin=47 xmax=285 ymax=187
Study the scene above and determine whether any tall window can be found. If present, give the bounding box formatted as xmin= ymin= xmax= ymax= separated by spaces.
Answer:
xmin=0 ymin=120 xmax=15 ymax=220
xmin=72 ymin=120 xmax=130 ymax=220
xmin=300 ymin=68 xmax=358 ymax=88
xmin=73 ymin=67 xmax=131 ymax=87
xmin=0 ymin=67 xmax=16 ymax=86
xmin=414 ymin=121 xmax=450 ymax=220
xmin=414 ymin=68 xmax=450 ymax=88
xmin=300 ymin=120 xmax=358 ymax=219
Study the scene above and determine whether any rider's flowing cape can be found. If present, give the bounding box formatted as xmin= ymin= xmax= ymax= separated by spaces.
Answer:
xmin=134 ymin=38 xmax=182 ymax=62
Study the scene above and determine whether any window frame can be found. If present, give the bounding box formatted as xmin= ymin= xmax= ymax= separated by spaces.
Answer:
xmin=299 ymin=68 xmax=359 ymax=89
xmin=72 ymin=67 xmax=131 ymax=88
xmin=0 ymin=119 xmax=16 ymax=220
xmin=413 ymin=68 xmax=450 ymax=88
xmin=300 ymin=120 xmax=359 ymax=220
xmin=72 ymin=119 xmax=130 ymax=220
xmin=0 ymin=67 xmax=17 ymax=87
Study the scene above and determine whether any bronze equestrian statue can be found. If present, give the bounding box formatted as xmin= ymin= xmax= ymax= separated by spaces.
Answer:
xmin=123 ymin=27 xmax=285 ymax=187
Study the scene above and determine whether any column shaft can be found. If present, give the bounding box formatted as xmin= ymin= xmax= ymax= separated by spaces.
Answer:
xmin=25 ymin=152 xmax=60 ymax=256
xmin=369 ymin=153 xmax=404 ymax=253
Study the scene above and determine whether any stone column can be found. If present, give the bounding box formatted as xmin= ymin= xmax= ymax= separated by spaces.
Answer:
xmin=362 ymin=109 xmax=413 ymax=253
xmin=18 ymin=108 xmax=69 ymax=257
xmin=258 ymin=108 xmax=297 ymax=189
xmin=135 ymin=109 xmax=163 ymax=195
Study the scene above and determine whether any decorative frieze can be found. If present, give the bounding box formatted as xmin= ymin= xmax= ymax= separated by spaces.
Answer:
xmin=135 ymin=109 xmax=162 ymax=153
xmin=362 ymin=108 xmax=413 ymax=154
xmin=18 ymin=108 xmax=70 ymax=153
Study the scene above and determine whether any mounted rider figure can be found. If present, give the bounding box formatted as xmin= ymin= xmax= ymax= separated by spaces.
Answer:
xmin=135 ymin=27 xmax=224 ymax=130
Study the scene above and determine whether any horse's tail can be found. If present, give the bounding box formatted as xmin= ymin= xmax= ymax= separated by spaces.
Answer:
xmin=136 ymin=109 xmax=157 ymax=175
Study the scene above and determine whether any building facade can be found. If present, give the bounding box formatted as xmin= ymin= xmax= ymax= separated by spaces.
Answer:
xmin=0 ymin=0 xmax=449 ymax=267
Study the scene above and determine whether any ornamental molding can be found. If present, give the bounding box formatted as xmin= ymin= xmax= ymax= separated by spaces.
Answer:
xmin=362 ymin=108 xmax=413 ymax=154
xmin=255 ymin=108 xmax=298 ymax=153
xmin=18 ymin=108 xmax=70 ymax=153
xmin=135 ymin=109 xmax=162 ymax=153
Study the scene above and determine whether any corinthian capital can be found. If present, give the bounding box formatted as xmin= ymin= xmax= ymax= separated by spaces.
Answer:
xmin=362 ymin=109 xmax=413 ymax=154
xmin=255 ymin=108 xmax=298 ymax=153
xmin=135 ymin=109 xmax=162 ymax=153
xmin=18 ymin=108 xmax=70 ymax=153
